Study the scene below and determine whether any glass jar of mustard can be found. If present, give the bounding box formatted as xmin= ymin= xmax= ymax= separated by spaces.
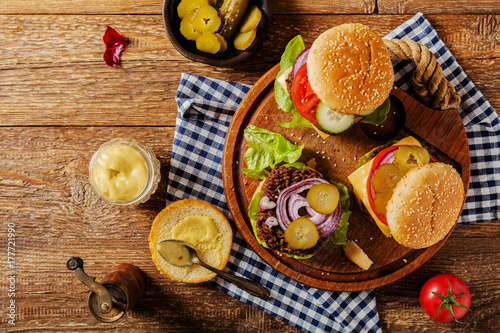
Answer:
xmin=89 ymin=138 xmax=161 ymax=206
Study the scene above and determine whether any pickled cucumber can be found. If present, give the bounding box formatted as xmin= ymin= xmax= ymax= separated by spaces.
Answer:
xmin=191 ymin=5 xmax=221 ymax=33
xmin=215 ymin=33 xmax=227 ymax=53
xmin=371 ymin=163 xmax=405 ymax=193
xmin=233 ymin=28 xmax=256 ymax=50
xmin=180 ymin=10 xmax=203 ymax=41
xmin=196 ymin=32 xmax=220 ymax=54
xmin=373 ymin=188 xmax=394 ymax=216
xmin=239 ymin=4 xmax=261 ymax=33
xmin=394 ymin=145 xmax=430 ymax=173
xmin=218 ymin=0 xmax=250 ymax=39
xmin=307 ymin=183 xmax=339 ymax=215
xmin=177 ymin=0 xmax=209 ymax=20
xmin=284 ymin=217 xmax=319 ymax=250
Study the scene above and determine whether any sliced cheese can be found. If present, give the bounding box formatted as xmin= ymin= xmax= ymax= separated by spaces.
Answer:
xmin=277 ymin=67 xmax=293 ymax=96
xmin=347 ymin=136 xmax=422 ymax=237
xmin=312 ymin=124 xmax=330 ymax=139
xmin=343 ymin=240 xmax=373 ymax=270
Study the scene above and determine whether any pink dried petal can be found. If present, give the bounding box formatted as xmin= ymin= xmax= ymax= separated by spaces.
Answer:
xmin=103 ymin=26 xmax=125 ymax=67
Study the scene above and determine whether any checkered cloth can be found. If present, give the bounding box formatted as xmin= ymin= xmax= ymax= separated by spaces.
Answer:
xmin=386 ymin=13 xmax=500 ymax=224
xmin=168 ymin=13 xmax=499 ymax=333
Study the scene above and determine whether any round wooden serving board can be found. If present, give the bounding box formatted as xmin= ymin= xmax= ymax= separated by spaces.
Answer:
xmin=222 ymin=64 xmax=470 ymax=291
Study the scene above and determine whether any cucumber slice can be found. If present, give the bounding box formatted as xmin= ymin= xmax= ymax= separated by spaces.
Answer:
xmin=316 ymin=102 xmax=355 ymax=133
xmin=356 ymin=108 xmax=376 ymax=117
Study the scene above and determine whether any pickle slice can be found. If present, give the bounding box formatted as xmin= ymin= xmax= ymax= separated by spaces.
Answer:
xmin=233 ymin=28 xmax=257 ymax=50
xmin=180 ymin=10 xmax=203 ymax=41
xmin=191 ymin=5 xmax=221 ymax=33
xmin=239 ymin=4 xmax=262 ymax=33
xmin=215 ymin=33 xmax=227 ymax=53
xmin=196 ymin=32 xmax=220 ymax=54
xmin=373 ymin=188 xmax=394 ymax=216
xmin=394 ymin=145 xmax=430 ymax=173
xmin=371 ymin=163 xmax=405 ymax=193
xmin=307 ymin=183 xmax=340 ymax=215
xmin=177 ymin=0 xmax=209 ymax=20
xmin=284 ymin=217 xmax=319 ymax=250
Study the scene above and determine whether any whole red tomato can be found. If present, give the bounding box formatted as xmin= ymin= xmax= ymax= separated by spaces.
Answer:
xmin=419 ymin=274 xmax=471 ymax=322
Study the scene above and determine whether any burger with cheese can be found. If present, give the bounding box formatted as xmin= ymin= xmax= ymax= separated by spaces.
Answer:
xmin=275 ymin=23 xmax=394 ymax=136
xmin=348 ymin=137 xmax=465 ymax=249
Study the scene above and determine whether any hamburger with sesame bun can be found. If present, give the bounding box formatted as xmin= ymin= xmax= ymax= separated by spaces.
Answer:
xmin=348 ymin=136 xmax=465 ymax=249
xmin=275 ymin=23 xmax=394 ymax=137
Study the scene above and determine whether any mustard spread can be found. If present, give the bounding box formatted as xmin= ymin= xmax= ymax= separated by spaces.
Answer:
xmin=93 ymin=144 xmax=148 ymax=201
xmin=172 ymin=215 xmax=222 ymax=258
xmin=157 ymin=241 xmax=192 ymax=267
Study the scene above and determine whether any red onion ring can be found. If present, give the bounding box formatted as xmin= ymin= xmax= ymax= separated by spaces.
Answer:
xmin=259 ymin=196 xmax=276 ymax=210
xmin=276 ymin=178 xmax=326 ymax=231
xmin=292 ymin=47 xmax=310 ymax=79
xmin=275 ymin=177 xmax=342 ymax=238
xmin=265 ymin=216 xmax=279 ymax=228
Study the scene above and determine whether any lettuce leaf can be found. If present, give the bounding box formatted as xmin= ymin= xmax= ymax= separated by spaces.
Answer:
xmin=356 ymin=150 xmax=374 ymax=169
xmin=329 ymin=180 xmax=351 ymax=245
xmin=242 ymin=125 xmax=304 ymax=180
xmin=249 ymin=190 xmax=269 ymax=248
xmin=274 ymin=35 xmax=313 ymax=129
xmin=361 ymin=97 xmax=391 ymax=125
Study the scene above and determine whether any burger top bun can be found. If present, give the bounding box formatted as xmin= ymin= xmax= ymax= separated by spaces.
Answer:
xmin=386 ymin=163 xmax=465 ymax=249
xmin=307 ymin=23 xmax=394 ymax=115
xmin=149 ymin=199 xmax=233 ymax=283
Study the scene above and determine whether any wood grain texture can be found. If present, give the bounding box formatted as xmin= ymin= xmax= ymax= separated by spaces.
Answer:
xmin=0 ymin=127 xmax=299 ymax=332
xmin=379 ymin=0 xmax=500 ymax=14
xmin=0 ymin=0 xmax=375 ymax=15
xmin=1 ymin=1 xmax=499 ymax=331
xmin=0 ymin=127 xmax=497 ymax=332
xmin=0 ymin=15 xmax=499 ymax=127
xmin=223 ymin=64 xmax=470 ymax=291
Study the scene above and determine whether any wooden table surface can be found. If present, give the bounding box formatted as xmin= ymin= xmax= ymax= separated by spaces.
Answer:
xmin=1 ymin=0 xmax=499 ymax=332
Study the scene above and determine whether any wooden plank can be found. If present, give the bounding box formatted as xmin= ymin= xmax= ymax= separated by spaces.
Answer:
xmin=0 ymin=126 xmax=300 ymax=332
xmin=379 ymin=0 xmax=500 ymax=14
xmin=223 ymin=64 xmax=470 ymax=291
xmin=3 ymin=0 xmax=499 ymax=16
xmin=1 ymin=14 xmax=499 ymax=127
xmin=2 ymin=14 xmax=500 ymax=70
xmin=0 ymin=0 xmax=374 ymax=15
xmin=376 ymin=223 xmax=500 ymax=332
xmin=0 ymin=126 xmax=498 ymax=332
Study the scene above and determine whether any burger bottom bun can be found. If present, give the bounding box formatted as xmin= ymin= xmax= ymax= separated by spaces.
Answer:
xmin=386 ymin=163 xmax=465 ymax=249
xmin=149 ymin=199 xmax=233 ymax=283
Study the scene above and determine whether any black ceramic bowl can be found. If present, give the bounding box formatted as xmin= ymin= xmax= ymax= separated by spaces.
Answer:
xmin=163 ymin=0 xmax=271 ymax=67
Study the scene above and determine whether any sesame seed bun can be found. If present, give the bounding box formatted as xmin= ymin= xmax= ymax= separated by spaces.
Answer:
xmin=307 ymin=23 xmax=394 ymax=115
xmin=386 ymin=163 xmax=465 ymax=249
xmin=149 ymin=199 xmax=233 ymax=283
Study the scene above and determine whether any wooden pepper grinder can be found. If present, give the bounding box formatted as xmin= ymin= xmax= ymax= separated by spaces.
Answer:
xmin=66 ymin=257 xmax=146 ymax=322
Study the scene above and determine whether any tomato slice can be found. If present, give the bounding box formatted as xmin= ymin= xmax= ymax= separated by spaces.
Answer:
xmin=367 ymin=145 xmax=401 ymax=225
xmin=291 ymin=63 xmax=320 ymax=125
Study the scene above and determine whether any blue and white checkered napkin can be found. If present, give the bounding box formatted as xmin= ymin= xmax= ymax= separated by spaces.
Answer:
xmin=168 ymin=13 xmax=499 ymax=333
xmin=385 ymin=12 xmax=500 ymax=225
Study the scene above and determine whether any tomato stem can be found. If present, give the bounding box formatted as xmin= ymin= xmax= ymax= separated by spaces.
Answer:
xmin=430 ymin=279 xmax=470 ymax=323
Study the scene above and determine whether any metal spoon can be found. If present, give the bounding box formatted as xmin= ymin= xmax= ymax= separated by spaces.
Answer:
xmin=157 ymin=239 xmax=270 ymax=299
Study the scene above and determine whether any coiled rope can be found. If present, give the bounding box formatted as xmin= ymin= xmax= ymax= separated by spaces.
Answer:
xmin=384 ymin=39 xmax=461 ymax=110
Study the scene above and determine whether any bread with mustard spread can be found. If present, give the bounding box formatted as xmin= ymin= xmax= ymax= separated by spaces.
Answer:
xmin=149 ymin=199 xmax=233 ymax=283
